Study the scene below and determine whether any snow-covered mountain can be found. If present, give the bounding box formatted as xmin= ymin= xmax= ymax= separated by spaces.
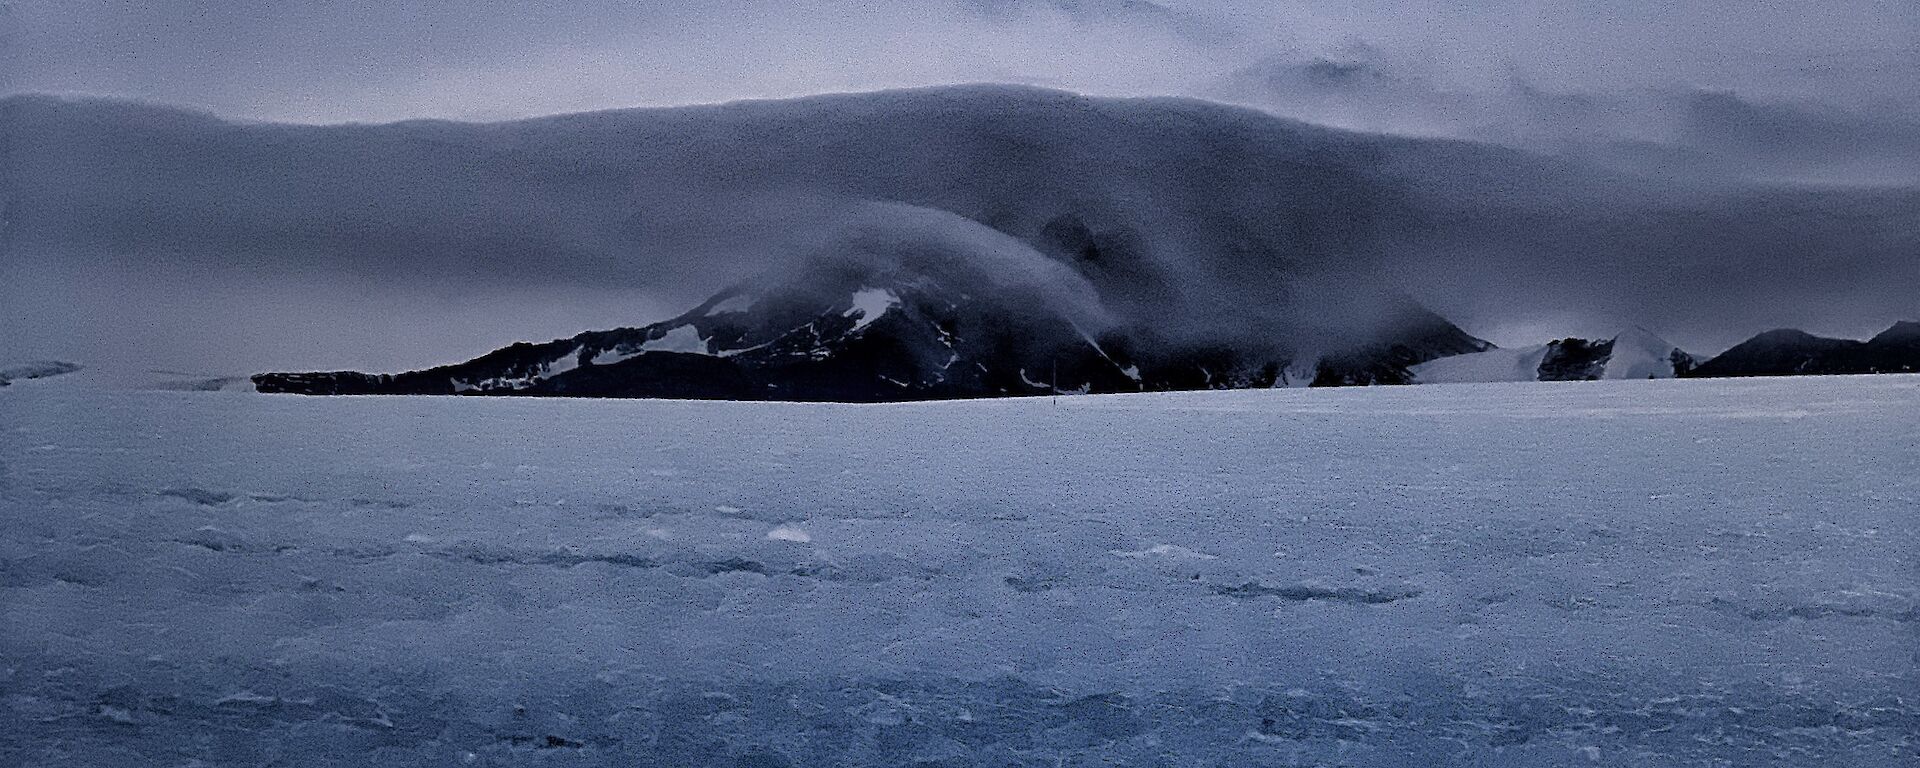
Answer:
xmin=1410 ymin=328 xmax=1695 ymax=384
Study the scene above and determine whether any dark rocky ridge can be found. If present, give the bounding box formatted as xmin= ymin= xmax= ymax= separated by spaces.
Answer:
xmin=1687 ymin=321 xmax=1920 ymax=378
xmin=257 ymin=310 xmax=1920 ymax=400
xmin=256 ymin=265 xmax=1491 ymax=401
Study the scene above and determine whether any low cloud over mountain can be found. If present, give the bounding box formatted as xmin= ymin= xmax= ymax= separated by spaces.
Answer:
xmin=3 ymin=86 xmax=1916 ymax=372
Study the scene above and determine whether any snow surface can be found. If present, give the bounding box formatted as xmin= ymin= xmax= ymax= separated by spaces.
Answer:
xmin=4 ymin=376 xmax=1918 ymax=767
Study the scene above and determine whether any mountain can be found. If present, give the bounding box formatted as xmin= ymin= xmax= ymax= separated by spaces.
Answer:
xmin=1409 ymin=328 xmax=1694 ymax=384
xmin=255 ymin=252 xmax=1490 ymax=401
xmin=1686 ymin=322 xmax=1920 ymax=377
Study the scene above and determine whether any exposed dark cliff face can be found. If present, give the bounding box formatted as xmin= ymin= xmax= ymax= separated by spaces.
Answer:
xmin=1668 ymin=348 xmax=1698 ymax=377
xmin=1536 ymin=338 xmax=1613 ymax=382
xmin=1687 ymin=322 xmax=1920 ymax=378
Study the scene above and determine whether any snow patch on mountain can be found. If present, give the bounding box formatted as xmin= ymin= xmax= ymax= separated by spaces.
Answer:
xmin=1602 ymin=328 xmax=1687 ymax=380
xmin=590 ymin=325 xmax=714 ymax=367
xmin=543 ymin=346 xmax=583 ymax=377
xmin=843 ymin=288 xmax=899 ymax=333
xmin=1412 ymin=345 xmax=1553 ymax=384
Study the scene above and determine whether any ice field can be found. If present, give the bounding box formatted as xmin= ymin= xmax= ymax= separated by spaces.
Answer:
xmin=3 ymin=376 xmax=1917 ymax=766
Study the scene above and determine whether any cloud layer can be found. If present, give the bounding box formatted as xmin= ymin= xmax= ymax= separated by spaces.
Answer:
xmin=5 ymin=87 xmax=1915 ymax=373
xmin=6 ymin=1 xmax=1916 ymax=126
xmin=8 ymin=1 xmax=1915 ymax=190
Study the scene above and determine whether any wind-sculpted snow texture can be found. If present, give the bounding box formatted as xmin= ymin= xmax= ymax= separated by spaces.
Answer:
xmin=0 ymin=361 xmax=81 ymax=386
xmin=3 ymin=377 xmax=1917 ymax=766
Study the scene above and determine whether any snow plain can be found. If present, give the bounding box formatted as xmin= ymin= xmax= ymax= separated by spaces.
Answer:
xmin=3 ymin=376 xmax=1917 ymax=766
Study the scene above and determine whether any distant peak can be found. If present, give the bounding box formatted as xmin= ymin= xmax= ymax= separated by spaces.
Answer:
xmin=1870 ymin=320 xmax=1920 ymax=344
xmin=1609 ymin=326 xmax=1674 ymax=347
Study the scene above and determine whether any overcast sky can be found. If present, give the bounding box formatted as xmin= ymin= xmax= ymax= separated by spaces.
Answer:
xmin=5 ymin=0 xmax=1916 ymax=124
